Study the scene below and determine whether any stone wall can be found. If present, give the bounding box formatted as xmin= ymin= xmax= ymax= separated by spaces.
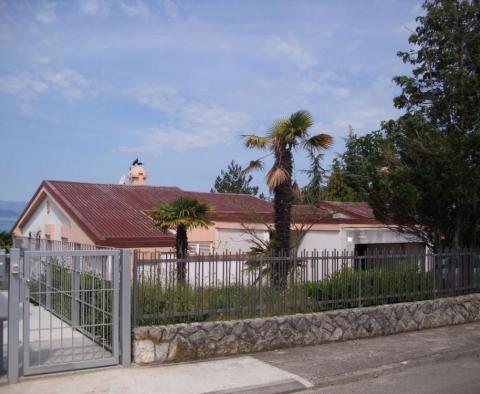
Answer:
xmin=133 ymin=294 xmax=480 ymax=364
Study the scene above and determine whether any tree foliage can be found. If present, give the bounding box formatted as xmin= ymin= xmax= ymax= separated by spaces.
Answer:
xmin=299 ymin=151 xmax=327 ymax=204
xmin=376 ymin=0 xmax=480 ymax=250
xmin=149 ymin=197 xmax=213 ymax=280
xmin=324 ymin=130 xmax=385 ymax=202
xmin=323 ymin=159 xmax=356 ymax=202
xmin=211 ymin=160 xmax=261 ymax=197
xmin=331 ymin=0 xmax=480 ymax=250
xmin=0 ymin=230 xmax=12 ymax=251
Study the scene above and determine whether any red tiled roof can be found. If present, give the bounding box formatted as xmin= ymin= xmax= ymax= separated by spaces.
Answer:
xmin=320 ymin=201 xmax=376 ymax=220
xmin=15 ymin=180 xmax=381 ymax=248
xmin=16 ymin=180 xmax=273 ymax=248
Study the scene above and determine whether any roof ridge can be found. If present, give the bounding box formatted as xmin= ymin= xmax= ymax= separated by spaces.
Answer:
xmin=46 ymin=179 xmax=183 ymax=190
xmin=184 ymin=189 xmax=270 ymax=200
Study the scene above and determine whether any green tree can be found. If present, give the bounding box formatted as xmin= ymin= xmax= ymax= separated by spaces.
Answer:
xmin=149 ymin=197 xmax=213 ymax=281
xmin=0 ymin=230 xmax=12 ymax=251
xmin=243 ymin=110 xmax=333 ymax=258
xmin=341 ymin=130 xmax=385 ymax=201
xmin=371 ymin=0 xmax=480 ymax=250
xmin=300 ymin=151 xmax=327 ymax=204
xmin=211 ymin=160 xmax=260 ymax=196
xmin=323 ymin=159 xmax=356 ymax=202
xmin=323 ymin=129 xmax=385 ymax=202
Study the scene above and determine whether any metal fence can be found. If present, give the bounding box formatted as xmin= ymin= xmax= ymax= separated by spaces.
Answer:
xmin=12 ymin=236 xmax=110 ymax=252
xmin=6 ymin=239 xmax=131 ymax=383
xmin=133 ymin=249 xmax=480 ymax=326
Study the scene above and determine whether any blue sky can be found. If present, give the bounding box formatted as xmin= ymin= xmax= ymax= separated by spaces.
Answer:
xmin=0 ymin=0 xmax=422 ymax=201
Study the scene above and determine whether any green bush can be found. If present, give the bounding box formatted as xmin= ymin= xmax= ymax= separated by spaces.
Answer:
xmin=307 ymin=265 xmax=433 ymax=309
xmin=135 ymin=264 xmax=435 ymax=325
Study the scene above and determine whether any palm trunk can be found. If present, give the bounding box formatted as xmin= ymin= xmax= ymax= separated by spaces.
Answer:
xmin=273 ymin=146 xmax=293 ymax=287
xmin=176 ymin=224 xmax=188 ymax=283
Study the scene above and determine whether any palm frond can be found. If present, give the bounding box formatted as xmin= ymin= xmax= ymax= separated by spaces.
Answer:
xmin=242 ymin=159 xmax=264 ymax=174
xmin=302 ymin=133 xmax=333 ymax=151
xmin=243 ymin=134 xmax=269 ymax=149
xmin=149 ymin=197 xmax=213 ymax=230
xmin=289 ymin=110 xmax=313 ymax=134
xmin=267 ymin=117 xmax=290 ymax=139
xmin=266 ymin=166 xmax=289 ymax=190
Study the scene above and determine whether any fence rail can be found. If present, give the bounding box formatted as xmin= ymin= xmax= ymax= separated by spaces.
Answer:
xmin=12 ymin=236 xmax=112 ymax=252
xmin=133 ymin=249 xmax=480 ymax=326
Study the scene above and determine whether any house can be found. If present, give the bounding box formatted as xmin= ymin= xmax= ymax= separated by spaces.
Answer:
xmin=12 ymin=163 xmax=423 ymax=254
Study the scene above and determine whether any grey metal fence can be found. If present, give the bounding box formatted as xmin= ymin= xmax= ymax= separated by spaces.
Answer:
xmin=133 ymin=249 xmax=480 ymax=326
xmin=12 ymin=236 xmax=110 ymax=252
xmin=6 ymin=240 xmax=131 ymax=383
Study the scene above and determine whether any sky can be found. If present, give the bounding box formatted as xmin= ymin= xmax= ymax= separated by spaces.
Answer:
xmin=0 ymin=0 xmax=423 ymax=201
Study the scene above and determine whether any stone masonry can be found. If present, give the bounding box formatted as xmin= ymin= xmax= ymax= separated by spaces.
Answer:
xmin=133 ymin=294 xmax=480 ymax=364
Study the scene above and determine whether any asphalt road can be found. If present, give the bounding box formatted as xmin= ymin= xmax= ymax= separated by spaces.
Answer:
xmin=252 ymin=322 xmax=480 ymax=394
xmin=302 ymin=353 xmax=480 ymax=394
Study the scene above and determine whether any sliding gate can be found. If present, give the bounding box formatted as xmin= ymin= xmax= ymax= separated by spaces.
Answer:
xmin=8 ymin=247 xmax=131 ymax=382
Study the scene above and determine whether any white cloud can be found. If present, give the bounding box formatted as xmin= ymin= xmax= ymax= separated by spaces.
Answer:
xmin=34 ymin=56 xmax=52 ymax=65
xmin=264 ymin=36 xmax=317 ymax=70
xmin=295 ymin=72 xmax=350 ymax=99
xmin=119 ymin=0 xmax=149 ymax=19
xmin=35 ymin=1 xmax=58 ymax=25
xmin=129 ymin=85 xmax=185 ymax=113
xmin=80 ymin=0 xmax=110 ymax=16
xmin=43 ymin=69 xmax=99 ymax=99
xmin=159 ymin=0 xmax=178 ymax=19
xmin=0 ymin=68 xmax=99 ymax=101
xmin=0 ymin=73 xmax=49 ymax=99
xmin=120 ymin=86 xmax=248 ymax=152
xmin=320 ymin=76 xmax=400 ymax=136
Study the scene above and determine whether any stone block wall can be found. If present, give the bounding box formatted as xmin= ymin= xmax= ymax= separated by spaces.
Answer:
xmin=133 ymin=294 xmax=480 ymax=364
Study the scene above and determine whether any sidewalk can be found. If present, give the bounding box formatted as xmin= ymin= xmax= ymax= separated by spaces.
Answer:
xmin=3 ymin=322 xmax=480 ymax=394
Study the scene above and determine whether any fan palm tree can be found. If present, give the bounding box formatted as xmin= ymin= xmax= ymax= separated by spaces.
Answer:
xmin=243 ymin=110 xmax=333 ymax=257
xmin=149 ymin=197 xmax=213 ymax=281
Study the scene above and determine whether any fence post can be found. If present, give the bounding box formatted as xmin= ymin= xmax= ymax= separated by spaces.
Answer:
xmin=45 ymin=257 xmax=52 ymax=311
xmin=358 ymin=253 xmax=362 ymax=308
xmin=132 ymin=250 xmax=138 ymax=328
xmin=8 ymin=248 xmax=20 ymax=384
xmin=71 ymin=255 xmax=80 ymax=326
xmin=0 ymin=250 xmax=6 ymax=286
xmin=120 ymin=249 xmax=132 ymax=367
xmin=259 ymin=256 xmax=263 ymax=318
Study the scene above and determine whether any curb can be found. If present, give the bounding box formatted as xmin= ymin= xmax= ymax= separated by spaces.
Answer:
xmin=205 ymin=378 xmax=307 ymax=394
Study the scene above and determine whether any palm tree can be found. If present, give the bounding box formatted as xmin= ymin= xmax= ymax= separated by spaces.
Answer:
xmin=149 ymin=197 xmax=213 ymax=281
xmin=243 ymin=110 xmax=333 ymax=257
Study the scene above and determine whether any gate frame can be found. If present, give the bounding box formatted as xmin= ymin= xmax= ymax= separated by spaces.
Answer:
xmin=7 ymin=247 xmax=131 ymax=384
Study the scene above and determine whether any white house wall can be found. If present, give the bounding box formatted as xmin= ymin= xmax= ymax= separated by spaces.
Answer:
xmin=216 ymin=228 xmax=269 ymax=253
xmin=298 ymin=230 xmax=342 ymax=252
xmin=19 ymin=194 xmax=93 ymax=245
xmin=21 ymin=197 xmax=70 ymax=240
